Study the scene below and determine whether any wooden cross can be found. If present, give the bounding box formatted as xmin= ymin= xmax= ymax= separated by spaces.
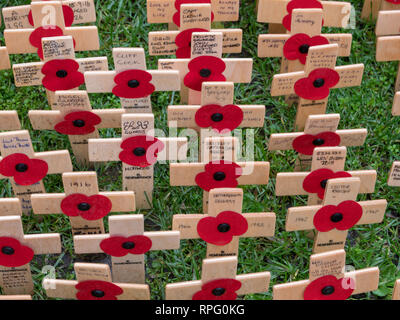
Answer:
xmin=268 ymin=113 xmax=367 ymax=171
xmin=0 ymin=198 xmax=22 ymax=217
xmin=73 ymin=214 xmax=180 ymax=284
xmin=273 ymin=249 xmax=379 ymax=299
xmin=28 ymin=90 xmax=125 ymax=166
xmin=84 ymin=47 xmax=180 ymax=113
xmin=0 ymin=110 xmax=21 ymax=132
xmin=0 ymin=215 xmax=61 ymax=295
xmin=146 ymin=0 xmax=240 ymax=26
xmin=170 ymin=136 xmax=270 ymax=213
xmin=3 ymin=1 xmax=99 ymax=59
xmin=0 ymin=47 xmax=10 ymax=70
xmin=376 ymin=10 xmax=400 ymax=92
xmin=148 ymin=3 xmax=242 ymax=57
xmin=362 ymin=0 xmax=399 ymax=20
xmin=88 ymin=113 xmax=188 ymax=209
xmin=12 ymin=35 xmax=108 ymax=106
xmin=44 ymin=262 xmax=150 ymax=300
xmin=31 ymin=172 xmax=135 ymax=236
xmin=286 ymin=177 xmax=387 ymax=253
xmin=173 ymin=188 xmax=275 ymax=258
xmin=158 ymin=30 xmax=253 ymax=104
xmin=0 ymin=130 xmax=72 ymax=215
xmin=166 ymin=256 xmax=270 ymax=299
xmin=275 ymin=146 xmax=377 ymax=206
xmin=270 ymin=43 xmax=364 ymax=131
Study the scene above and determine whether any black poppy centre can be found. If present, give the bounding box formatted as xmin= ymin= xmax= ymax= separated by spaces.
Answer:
xmin=299 ymin=44 xmax=310 ymax=54
xmin=320 ymin=179 xmax=328 ymax=189
xmin=133 ymin=147 xmax=146 ymax=157
xmin=211 ymin=113 xmax=224 ymax=122
xmin=313 ymin=78 xmax=325 ymax=88
xmin=217 ymin=223 xmax=231 ymax=233
xmin=91 ymin=289 xmax=105 ymax=298
xmin=78 ymin=202 xmax=91 ymax=211
xmin=1 ymin=246 xmax=15 ymax=255
xmin=330 ymin=212 xmax=343 ymax=223
xmin=213 ymin=171 xmax=226 ymax=181
xmin=15 ymin=163 xmax=29 ymax=173
xmin=312 ymin=138 xmax=325 ymax=146
xmin=321 ymin=285 xmax=335 ymax=296
xmin=122 ymin=241 xmax=135 ymax=250
xmin=212 ymin=287 xmax=226 ymax=296
xmin=199 ymin=68 xmax=212 ymax=78
xmin=128 ymin=79 xmax=140 ymax=88
xmin=73 ymin=119 xmax=86 ymax=128
xmin=56 ymin=69 xmax=68 ymax=78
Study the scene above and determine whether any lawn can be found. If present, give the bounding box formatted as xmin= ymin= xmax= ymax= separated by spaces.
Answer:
xmin=0 ymin=0 xmax=400 ymax=300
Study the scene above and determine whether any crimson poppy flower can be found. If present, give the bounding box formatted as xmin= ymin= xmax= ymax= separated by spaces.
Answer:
xmin=294 ymin=68 xmax=340 ymax=100
xmin=175 ymin=28 xmax=208 ymax=58
xmin=75 ymin=280 xmax=123 ymax=300
xmin=303 ymin=275 xmax=354 ymax=300
xmin=0 ymin=153 xmax=48 ymax=186
xmin=112 ymin=69 xmax=155 ymax=99
xmin=313 ymin=200 xmax=362 ymax=232
xmin=119 ymin=135 xmax=164 ymax=167
xmin=100 ymin=235 xmax=152 ymax=257
xmin=41 ymin=59 xmax=84 ymax=91
xmin=302 ymin=168 xmax=352 ymax=199
xmin=197 ymin=211 xmax=248 ymax=245
xmin=195 ymin=161 xmax=243 ymax=191
xmin=60 ymin=194 xmax=112 ymax=221
xmin=172 ymin=0 xmax=214 ymax=27
xmin=283 ymin=33 xmax=329 ymax=64
xmin=54 ymin=111 xmax=102 ymax=135
xmin=28 ymin=5 xmax=74 ymax=28
xmin=282 ymin=0 xmax=323 ymax=31
xmin=385 ymin=0 xmax=400 ymax=3
xmin=195 ymin=104 xmax=243 ymax=133
xmin=192 ymin=278 xmax=242 ymax=300
xmin=0 ymin=237 xmax=34 ymax=267
xmin=292 ymin=131 xmax=341 ymax=155
xmin=29 ymin=26 xmax=65 ymax=60
xmin=184 ymin=56 xmax=226 ymax=91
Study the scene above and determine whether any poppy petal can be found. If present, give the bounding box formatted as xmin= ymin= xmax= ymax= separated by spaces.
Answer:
xmin=54 ymin=111 xmax=102 ymax=135
xmin=193 ymin=278 xmax=242 ymax=300
xmin=112 ymin=70 xmax=155 ymax=99
xmin=119 ymin=136 xmax=164 ymax=167
xmin=75 ymin=280 xmax=123 ymax=300
xmin=282 ymin=0 xmax=323 ymax=31
xmin=41 ymin=59 xmax=84 ymax=91
xmin=0 ymin=237 xmax=34 ymax=267
xmin=294 ymin=68 xmax=340 ymax=100
xmin=292 ymin=131 xmax=341 ymax=155
xmin=195 ymin=104 xmax=244 ymax=132
xmin=60 ymin=194 xmax=112 ymax=221
xmin=100 ymin=235 xmax=153 ymax=257
xmin=184 ymin=56 xmax=226 ymax=91
xmin=194 ymin=161 xmax=243 ymax=191
xmin=304 ymin=275 xmax=354 ymax=300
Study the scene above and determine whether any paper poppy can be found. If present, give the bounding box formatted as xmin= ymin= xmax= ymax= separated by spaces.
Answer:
xmin=302 ymin=168 xmax=352 ymax=199
xmin=0 ymin=237 xmax=34 ymax=268
xmin=384 ymin=0 xmax=400 ymax=3
xmin=292 ymin=131 xmax=341 ymax=155
xmin=195 ymin=161 xmax=243 ymax=191
xmin=195 ymin=104 xmax=244 ymax=133
xmin=119 ymin=135 xmax=164 ymax=167
xmin=29 ymin=26 xmax=65 ymax=60
xmin=112 ymin=69 xmax=155 ymax=99
xmin=175 ymin=28 xmax=208 ymax=58
xmin=197 ymin=211 xmax=248 ymax=245
xmin=60 ymin=194 xmax=112 ymax=221
xmin=313 ymin=200 xmax=363 ymax=232
xmin=303 ymin=275 xmax=354 ymax=300
xmin=41 ymin=59 xmax=84 ymax=91
xmin=172 ymin=0 xmax=214 ymax=27
xmin=100 ymin=235 xmax=152 ymax=257
xmin=0 ymin=153 xmax=48 ymax=186
xmin=75 ymin=280 xmax=123 ymax=300
xmin=192 ymin=278 xmax=242 ymax=300
xmin=282 ymin=0 xmax=323 ymax=31
xmin=283 ymin=33 xmax=329 ymax=64
xmin=28 ymin=5 xmax=74 ymax=28
xmin=184 ymin=56 xmax=226 ymax=91
xmin=294 ymin=68 xmax=340 ymax=100
xmin=54 ymin=111 xmax=102 ymax=135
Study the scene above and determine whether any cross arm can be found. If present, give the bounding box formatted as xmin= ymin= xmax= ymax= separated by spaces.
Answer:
xmin=236 ymin=272 xmax=271 ymax=295
xmin=44 ymin=279 xmax=78 ymax=299
xmin=0 ymin=47 xmax=10 ymax=70
xmin=0 ymin=198 xmax=22 ymax=216
xmin=23 ymin=233 xmax=62 ymax=254
xmin=33 ymin=150 xmax=73 ymax=174
xmin=165 ymin=280 xmax=202 ymax=300
xmin=0 ymin=111 xmax=21 ymax=130
xmin=376 ymin=36 xmax=400 ymax=61
xmin=376 ymin=11 xmax=400 ymax=36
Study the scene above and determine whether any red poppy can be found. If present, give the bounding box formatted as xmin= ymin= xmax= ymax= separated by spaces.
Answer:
xmin=313 ymin=200 xmax=362 ymax=232
xmin=282 ymin=0 xmax=323 ymax=31
xmin=292 ymin=131 xmax=341 ymax=155
xmin=100 ymin=235 xmax=152 ymax=257
xmin=184 ymin=56 xmax=226 ymax=91
xmin=302 ymin=168 xmax=352 ymax=199
xmin=283 ymin=33 xmax=329 ymax=64
xmin=175 ymin=28 xmax=208 ymax=58
xmin=195 ymin=104 xmax=243 ymax=133
xmin=172 ymin=0 xmax=214 ymax=27
xmin=384 ymin=0 xmax=400 ymax=3
xmin=41 ymin=59 xmax=84 ymax=91
xmin=112 ymin=69 xmax=155 ymax=99
xmin=303 ymin=275 xmax=354 ymax=300
xmin=28 ymin=5 xmax=74 ymax=28
xmin=197 ymin=211 xmax=248 ymax=245
xmin=192 ymin=278 xmax=242 ymax=300
xmin=60 ymin=194 xmax=112 ymax=221
xmin=0 ymin=237 xmax=34 ymax=267
xmin=195 ymin=161 xmax=243 ymax=191
xmin=75 ymin=280 xmax=123 ymax=300
xmin=54 ymin=111 xmax=101 ymax=135
xmin=29 ymin=26 xmax=64 ymax=60
xmin=119 ymin=135 xmax=164 ymax=167
xmin=294 ymin=68 xmax=340 ymax=100
xmin=0 ymin=153 xmax=48 ymax=186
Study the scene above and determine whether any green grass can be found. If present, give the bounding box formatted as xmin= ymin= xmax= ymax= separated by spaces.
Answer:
xmin=1 ymin=0 xmax=400 ymax=300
